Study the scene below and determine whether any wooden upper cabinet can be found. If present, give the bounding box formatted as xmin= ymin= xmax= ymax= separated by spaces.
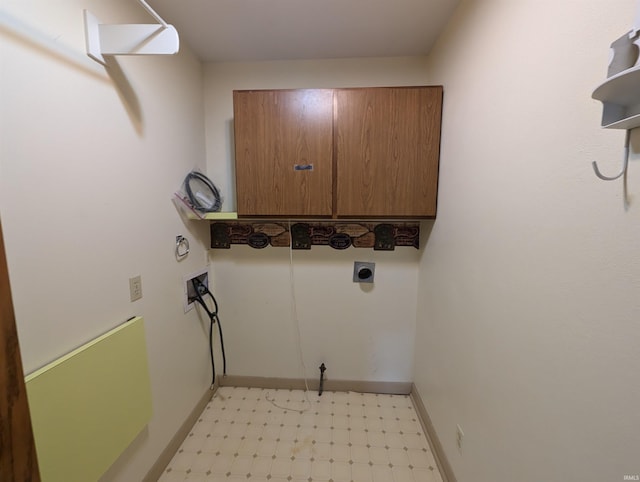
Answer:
xmin=232 ymin=86 xmax=443 ymax=218
xmin=335 ymin=86 xmax=443 ymax=218
xmin=233 ymin=89 xmax=334 ymax=217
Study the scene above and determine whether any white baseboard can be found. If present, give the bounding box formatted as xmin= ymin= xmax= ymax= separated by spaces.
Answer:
xmin=219 ymin=374 xmax=413 ymax=395
xmin=142 ymin=382 xmax=218 ymax=482
xmin=410 ymin=384 xmax=457 ymax=482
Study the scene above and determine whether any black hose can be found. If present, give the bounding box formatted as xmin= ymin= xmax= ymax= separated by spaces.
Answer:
xmin=215 ymin=312 xmax=227 ymax=376
xmin=191 ymin=279 xmax=226 ymax=386
xmin=184 ymin=171 xmax=222 ymax=213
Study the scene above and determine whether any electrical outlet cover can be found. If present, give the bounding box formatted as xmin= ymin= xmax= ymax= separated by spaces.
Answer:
xmin=456 ymin=424 xmax=464 ymax=452
xmin=129 ymin=275 xmax=142 ymax=302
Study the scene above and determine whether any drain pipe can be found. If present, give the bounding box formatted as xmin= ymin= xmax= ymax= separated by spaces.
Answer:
xmin=318 ymin=363 xmax=326 ymax=396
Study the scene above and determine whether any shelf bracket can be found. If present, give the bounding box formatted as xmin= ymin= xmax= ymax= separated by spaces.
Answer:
xmin=83 ymin=1 xmax=179 ymax=66
xmin=592 ymin=129 xmax=631 ymax=181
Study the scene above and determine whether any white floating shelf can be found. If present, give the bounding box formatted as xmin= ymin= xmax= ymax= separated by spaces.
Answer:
xmin=173 ymin=193 xmax=237 ymax=220
xmin=186 ymin=212 xmax=239 ymax=220
xmin=83 ymin=6 xmax=179 ymax=66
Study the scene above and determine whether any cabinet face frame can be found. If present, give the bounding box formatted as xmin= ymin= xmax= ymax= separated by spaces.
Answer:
xmin=232 ymin=86 xmax=443 ymax=219
xmin=0 ymin=221 xmax=41 ymax=482
xmin=233 ymin=89 xmax=334 ymax=217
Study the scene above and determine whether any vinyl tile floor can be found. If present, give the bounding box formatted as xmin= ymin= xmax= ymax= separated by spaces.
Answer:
xmin=158 ymin=386 xmax=444 ymax=482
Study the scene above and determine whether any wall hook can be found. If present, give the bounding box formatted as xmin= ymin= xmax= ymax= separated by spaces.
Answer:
xmin=83 ymin=0 xmax=179 ymax=66
xmin=592 ymin=129 xmax=631 ymax=181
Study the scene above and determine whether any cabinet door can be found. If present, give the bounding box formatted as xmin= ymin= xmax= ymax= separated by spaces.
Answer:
xmin=335 ymin=86 xmax=443 ymax=218
xmin=233 ymin=89 xmax=334 ymax=217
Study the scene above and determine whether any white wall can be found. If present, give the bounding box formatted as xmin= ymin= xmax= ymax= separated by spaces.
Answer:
xmin=415 ymin=1 xmax=640 ymax=481
xmin=210 ymin=246 xmax=419 ymax=382
xmin=204 ymin=58 xmax=429 ymax=383
xmin=0 ymin=2 xmax=212 ymax=480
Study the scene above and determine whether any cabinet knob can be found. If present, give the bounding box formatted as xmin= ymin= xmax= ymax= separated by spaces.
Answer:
xmin=293 ymin=164 xmax=314 ymax=171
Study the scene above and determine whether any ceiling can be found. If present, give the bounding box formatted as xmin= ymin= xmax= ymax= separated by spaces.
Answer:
xmin=147 ymin=0 xmax=460 ymax=63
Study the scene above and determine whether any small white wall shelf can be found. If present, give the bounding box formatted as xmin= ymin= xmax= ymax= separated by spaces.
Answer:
xmin=83 ymin=0 xmax=179 ymax=66
xmin=591 ymin=4 xmax=640 ymax=181
xmin=592 ymin=3 xmax=640 ymax=130
xmin=593 ymin=64 xmax=640 ymax=129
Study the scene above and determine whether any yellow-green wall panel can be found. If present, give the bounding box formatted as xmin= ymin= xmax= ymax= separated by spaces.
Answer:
xmin=25 ymin=317 xmax=152 ymax=482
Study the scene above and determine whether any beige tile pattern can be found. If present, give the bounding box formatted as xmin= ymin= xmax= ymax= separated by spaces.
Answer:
xmin=158 ymin=387 xmax=443 ymax=482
